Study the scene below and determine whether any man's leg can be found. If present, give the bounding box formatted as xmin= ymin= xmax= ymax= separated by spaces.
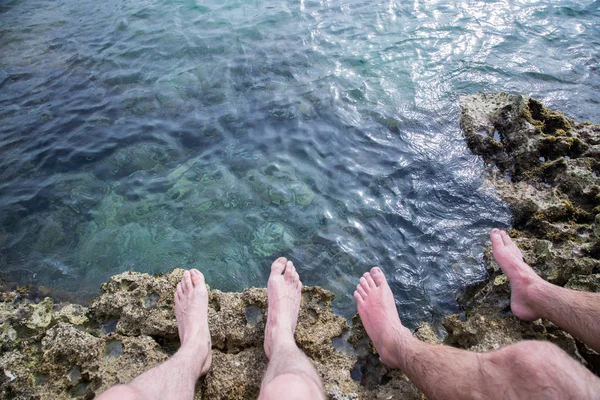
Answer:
xmin=259 ymin=257 xmax=325 ymax=400
xmin=491 ymin=228 xmax=600 ymax=353
xmin=355 ymin=267 xmax=600 ymax=400
xmin=97 ymin=269 xmax=212 ymax=400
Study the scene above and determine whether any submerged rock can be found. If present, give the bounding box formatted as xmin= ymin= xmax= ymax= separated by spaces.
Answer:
xmin=251 ymin=222 xmax=295 ymax=257
xmin=93 ymin=143 xmax=169 ymax=180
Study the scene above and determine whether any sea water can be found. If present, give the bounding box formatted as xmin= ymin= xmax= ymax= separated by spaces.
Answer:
xmin=0 ymin=0 xmax=599 ymax=328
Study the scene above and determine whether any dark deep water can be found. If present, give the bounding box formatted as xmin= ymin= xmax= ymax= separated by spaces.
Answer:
xmin=1 ymin=0 xmax=599 ymax=328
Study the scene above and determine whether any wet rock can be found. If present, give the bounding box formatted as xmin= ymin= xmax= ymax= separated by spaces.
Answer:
xmin=77 ymin=222 xmax=194 ymax=276
xmin=93 ymin=143 xmax=169 ymax=180
xmin=291 ymin=181 xmax=315 ymax=207
xmin=155 ymin=72 xmax=201 ymax=110
xmin=26 ymin=297 xmax=53 ymax=330
xmin=251 ymin=222 xmax=295 ymax=257
xmin=50 ymin=172 xmax=108 ymax=215
xmin=454 ymin=93 xmax=599 ymax=371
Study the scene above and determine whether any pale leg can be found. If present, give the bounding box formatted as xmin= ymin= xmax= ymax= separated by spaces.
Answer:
xmin=97 ymin=269 xmax=211 ymax=400
xmin=259 ymin=257 xmax=325 ymax=400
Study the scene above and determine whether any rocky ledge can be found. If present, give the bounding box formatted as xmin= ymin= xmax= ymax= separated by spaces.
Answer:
xmin=452 ymin=93 xmax=600 ymax=370
xmin=0 ymin=270 xmax=427 ymax=399
xmin=1 ymin=93 xmax=599 ymax=399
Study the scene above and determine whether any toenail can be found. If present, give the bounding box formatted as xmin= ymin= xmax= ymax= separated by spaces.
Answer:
xmin=372 ymin=267 xmax=381 ymax=274
xmin=492 ymin=228 xmax=499 ymax=234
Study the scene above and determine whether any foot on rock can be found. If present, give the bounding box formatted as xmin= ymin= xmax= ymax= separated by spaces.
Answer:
xmin=175 ymin=269 xmax=212 ymax=376
xmin=490 ymin=229 xmax=545 ymax=321
xmin=264 ymin=257 xmax=302 ymax=359
xmin=355 ymin=267 xmax=412 ymax=369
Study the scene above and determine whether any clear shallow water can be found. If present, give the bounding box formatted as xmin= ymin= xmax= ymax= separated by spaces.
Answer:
xmin=1 ymin=0 xmax=599 ymax=327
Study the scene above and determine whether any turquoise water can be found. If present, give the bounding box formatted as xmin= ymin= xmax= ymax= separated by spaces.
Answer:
xmin=1 ymin=0 xmax=599 ymax=327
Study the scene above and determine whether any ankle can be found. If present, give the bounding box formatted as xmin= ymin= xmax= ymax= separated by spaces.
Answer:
xmin=267 ymin=325 xmax=296 ymax=347
xmin=174 ymin=345 xmax=211 ymax=378
xmin=379 ymin=326 xmax=413 ymax=369
xmin=525 ymin=279 xmax=552 ymax=319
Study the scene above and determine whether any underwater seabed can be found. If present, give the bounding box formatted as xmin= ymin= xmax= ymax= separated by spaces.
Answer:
xmin=0 ymin=143 xmax=326 ymax=292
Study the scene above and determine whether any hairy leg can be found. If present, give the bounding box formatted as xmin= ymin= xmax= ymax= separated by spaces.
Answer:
xmin=97 ymin=269 xmax=211 ymax=400
xmin=259 ymin=257 xmax=325 ymax=400
xmin=355 ymin=267 xmax=600 ymax=400
xmin=491 ymin=229 xmax=600 ymax=352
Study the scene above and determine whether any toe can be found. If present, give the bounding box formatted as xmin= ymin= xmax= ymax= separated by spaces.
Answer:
xmin=500 ymin=230 xmax=512 ymax=246
xmin=183 ymin=270 xmax=192 ymax=293
xmin=176 ymin=282 xmax=183 ymax=302
xmin=364 ymin=272 xmax=376 ymax=288
xmin=490 ymin=229 xmax=504 ymax=249
xmin=270 ymin=257 xmax=287 ymax=275
xmin=370 ymin=267 xmax=387 ymax=286
xmin=359 ymin=277 xmax=370 ymax=291
xmin=357 ymin=285 xmax=367 ymax=299
xmin=190 ymin=269 xmax=205 ymax=287
xmin=354 ymin=290 xmax=364 ymax=304
xmin=284 ymin=260 xmax=295 ymax=280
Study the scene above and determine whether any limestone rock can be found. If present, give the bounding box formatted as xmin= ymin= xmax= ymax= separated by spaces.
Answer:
xmin=0 ymin=270 xmax=421 ymax=399
xmin=455 ymin=93 xmax=599 ymax=370
xmin=54 ymin=304 xmax=89 ymax=326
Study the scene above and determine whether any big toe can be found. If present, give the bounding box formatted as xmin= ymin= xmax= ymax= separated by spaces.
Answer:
xmin=190 ymin=269 xmax=205 ymax=288
xmin=370 ymin=267 xmax=387 ymax=287
xmin=490 ymin=228 xmax=505 ymax=250
xmin=491 ymin=229 xmax=524 ymax=264
xmin=270 ymin=257 xmax=287 ymax=276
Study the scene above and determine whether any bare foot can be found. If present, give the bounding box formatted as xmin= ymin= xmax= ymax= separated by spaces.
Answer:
xmin=490 ymin=229 xmax=545 ymax=321
xmin=174 ymin=269 xmax=212 ymax=376
xmin=355 ymin=267 xmax=412 ymax=369
xmin=264 ymin=257 xmax=302 ymax=359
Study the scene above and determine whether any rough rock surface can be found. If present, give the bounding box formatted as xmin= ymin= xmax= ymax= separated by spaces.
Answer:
xmin=452 ymin=93 xmax=600 ymax=373
xmin=0 ymin=270 xmax=421 ymax=399
xmin=1 ymin=94 xmax=599 ymax=399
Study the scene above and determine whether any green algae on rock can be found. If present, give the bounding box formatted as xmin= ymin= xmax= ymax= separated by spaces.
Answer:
xmin=0 ymin=270 xmax=421 ymax=399
xmin=451 ymin=93 xmax=599 ymax=374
